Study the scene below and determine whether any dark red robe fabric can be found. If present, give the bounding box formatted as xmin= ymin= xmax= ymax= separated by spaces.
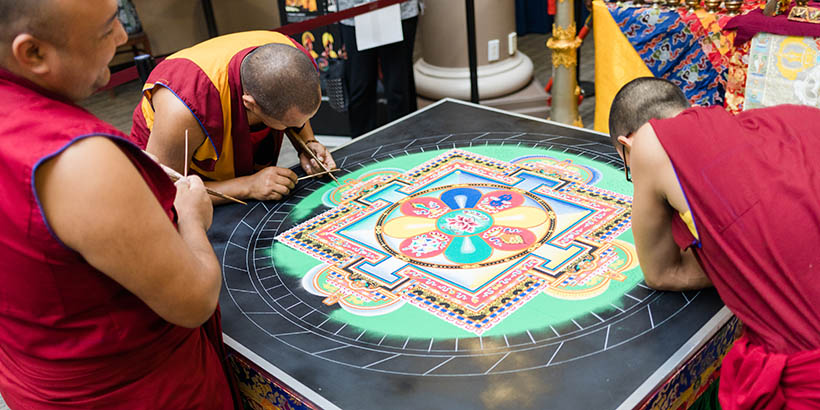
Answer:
xmin=651 ymin=105 xmax=820 ymax=409
xmin=0 ymin=68 xmax=234 ymax=409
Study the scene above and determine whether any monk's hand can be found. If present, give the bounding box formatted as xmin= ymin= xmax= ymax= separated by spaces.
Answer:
xmin=248 ymin=166 xmax=297 ymax=201
xmin=174 ymin=176 xmax=213 ymax=231
xmin=299 ymin=141 xmax=337 ymax=175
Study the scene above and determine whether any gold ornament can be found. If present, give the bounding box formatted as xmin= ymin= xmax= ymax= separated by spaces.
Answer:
xmin=724 ymin=0 xmax=743 ymax=14
xmin=703 ymin=0 xmax=721 ymax=12
xmin=546 ymin=23 xmax=583 ymax=69
xmin=685 ymin=0 xmax=701 ymax=12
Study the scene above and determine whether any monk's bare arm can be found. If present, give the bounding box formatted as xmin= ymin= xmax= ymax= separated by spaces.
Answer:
xmin=630 ymin=124 xmax=712 ymax=291
xmin=35 ymin=137 xmax=221 ymax=328
xmin=148 ymin=87 xmax=297 ymax=204
xmin=146 ymin=86 xmax=207 ymax=175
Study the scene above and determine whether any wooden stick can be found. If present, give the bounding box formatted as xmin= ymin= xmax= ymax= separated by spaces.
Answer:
xmin=285 ymin=129 xmax=340 ymax=185
xmin=183 ymin=129 xmax=189 ymax=178
xmin=297 ymin=168 xmax=341 ymax=181
xmin=157 ymin=162 xmax=248 ymax=205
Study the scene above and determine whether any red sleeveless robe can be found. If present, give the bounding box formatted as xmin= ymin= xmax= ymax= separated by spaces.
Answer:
xmin=651 ymin=105 xmax=820 ymax=410
xmin=0 ymin=68 xmax=234 ymax=409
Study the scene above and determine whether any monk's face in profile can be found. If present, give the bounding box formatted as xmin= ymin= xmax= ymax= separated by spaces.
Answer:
xmin=34 ymin=0 xmax=127 ymax=100
xmin=244 ymin=85 xmax=321 ymax=131
xmin=257 ymin=106 xmax=318 ymax=131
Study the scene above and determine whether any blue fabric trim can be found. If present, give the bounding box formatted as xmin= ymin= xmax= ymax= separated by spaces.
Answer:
xmin=147 ymin=82 xmax=220 ymax=159
xmin=669 ymin=161 xmax=703 ymax=249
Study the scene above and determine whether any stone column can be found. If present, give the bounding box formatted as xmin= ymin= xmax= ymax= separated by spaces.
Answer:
xmin=413 ymin=0 xmax=534 ymax=100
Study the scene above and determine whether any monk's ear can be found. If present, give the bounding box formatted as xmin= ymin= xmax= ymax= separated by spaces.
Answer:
xmin=10 ymin=34 xmax=52 ymax=76
xmin=616 ymin=134 xmax=634 ymax=150
xmin=241 ymin=94 xmax=258 ymax=112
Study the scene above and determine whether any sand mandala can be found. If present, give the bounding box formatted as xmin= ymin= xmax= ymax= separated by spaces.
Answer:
xmin=277 ymin=149 xmax=637 ymax=335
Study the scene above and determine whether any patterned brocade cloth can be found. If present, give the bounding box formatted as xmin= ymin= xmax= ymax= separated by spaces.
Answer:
xmin=611 ymin=0 xmax=763 ymax=108
xmin=723 ymin=41 xmax=752 ymax=113
xmin=593 ymin=0 xmax=763 ymax=132
xmin=606 ymin=5 xmax=724 ymax=107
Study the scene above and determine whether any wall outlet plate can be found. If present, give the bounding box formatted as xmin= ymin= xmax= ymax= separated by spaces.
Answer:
xmin=488 ymin=39 xmax=500 ymax=62
xmin=508 ymin=32 xmax=517 ymax=55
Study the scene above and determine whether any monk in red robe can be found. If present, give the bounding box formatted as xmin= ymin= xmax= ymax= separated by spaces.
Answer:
xmin=609 ymin=77 xmax=820 ymax=409
xmin=0 ymin=0 xmax=234 ymax=408
xmin=130 ymin=31 xmax=336 ymax=204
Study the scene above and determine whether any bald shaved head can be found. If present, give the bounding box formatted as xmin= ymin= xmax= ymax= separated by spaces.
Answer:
xmin=609 ymin=77 xmax=690 ymax=145
xmin=0 ymin=0 xmax=63 ymax=58
xmin=2 ymin=0 xmax=126 ymax=101
xmin=241 ymin=43 xmax=321 ymax=120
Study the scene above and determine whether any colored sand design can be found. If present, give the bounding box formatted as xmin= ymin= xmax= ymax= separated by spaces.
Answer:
xmin=272 ymin=146 xmax=639 ymax=338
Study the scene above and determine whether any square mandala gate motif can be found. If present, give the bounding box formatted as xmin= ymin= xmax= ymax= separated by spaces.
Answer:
xmin=277 ymin=150 xmax=635 ymax=335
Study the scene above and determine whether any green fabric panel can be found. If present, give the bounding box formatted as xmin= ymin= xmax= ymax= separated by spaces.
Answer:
xmin=689 ymin=378 xmax=722 ymax=410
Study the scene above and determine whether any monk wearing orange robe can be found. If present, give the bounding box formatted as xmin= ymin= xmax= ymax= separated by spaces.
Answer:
xmin=131 ymin=31 xmax=335 ymax=204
